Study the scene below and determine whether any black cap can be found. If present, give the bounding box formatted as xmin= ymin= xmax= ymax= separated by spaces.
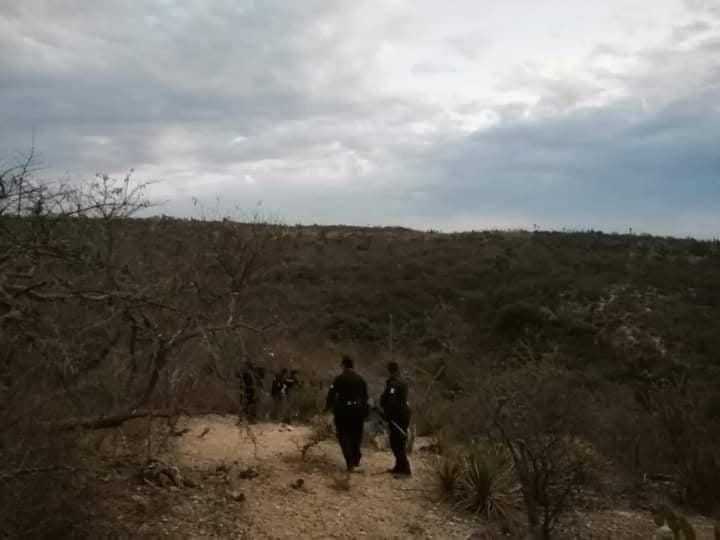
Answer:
xmin=341 ymin=355 xmax=354 ymax=369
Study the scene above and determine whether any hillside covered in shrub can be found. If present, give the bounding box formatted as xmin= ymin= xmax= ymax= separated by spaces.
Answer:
xmin=4 ymin=181 xmax=720 ymax=536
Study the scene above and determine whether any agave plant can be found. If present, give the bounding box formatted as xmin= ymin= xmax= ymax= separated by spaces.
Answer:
xmin=458 ymin=443 xmax=521 ymax=525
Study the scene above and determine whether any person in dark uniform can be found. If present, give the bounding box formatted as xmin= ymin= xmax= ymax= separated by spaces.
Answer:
xmin=380 ymin=361 xmax=412 ymax=475
xmin=240 ymin=360 xmax=264 ymax=423
xmin=271 ymin=368 xmax=289 ymax=401
xmin=283 ymin=369 xmax=303 ymax=424
xmin=271 ymin=367 xmax=288 ymax=421
xmin=285 ymin=369 xmax=301 ymax=396
xmin=325 ymin=355 xmax=369 ymax=472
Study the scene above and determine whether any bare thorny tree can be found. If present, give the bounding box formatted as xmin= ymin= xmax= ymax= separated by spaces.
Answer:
xmin=0 ymin=151 xmax=284 ymax=536
xmin=487 ymin=362 xmax=597 ymax=540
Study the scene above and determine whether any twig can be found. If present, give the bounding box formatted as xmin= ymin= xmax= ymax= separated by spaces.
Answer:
xmin=0 ymin=465 xmax=86 ymax=481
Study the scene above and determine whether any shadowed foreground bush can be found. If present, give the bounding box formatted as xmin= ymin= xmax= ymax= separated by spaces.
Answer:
xmin=435 ymin=442 xmax=522 ymax=533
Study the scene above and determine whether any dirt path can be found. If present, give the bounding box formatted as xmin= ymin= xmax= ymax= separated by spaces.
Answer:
xmin=105 ymin=415 xmax=718 ymax=539
xmin=170 ymin=415 xmax=482 ymax=539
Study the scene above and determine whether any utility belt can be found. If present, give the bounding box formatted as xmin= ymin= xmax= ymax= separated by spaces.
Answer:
xmin=385 ymin=405 xmax=411 ymax=420
xmin=339 ymin=400 xmax=363 ymax=407
xmin=335 ymin=400 xmax=369 ymax=417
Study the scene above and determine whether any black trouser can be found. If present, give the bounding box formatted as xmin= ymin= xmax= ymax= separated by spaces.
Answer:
xmin=243 ymin=388 xmax=258 ymax=421
xmin=334 ymin=407 xmax=365 ymax=470
xmin=388 ymin=412 xmax=411 ymax=474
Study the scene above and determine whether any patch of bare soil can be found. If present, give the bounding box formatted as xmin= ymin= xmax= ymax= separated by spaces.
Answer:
xmin=91 ymin=415 xmax=718 ymax=539
xmin=169 ymin=415 xmax=482 ymax=539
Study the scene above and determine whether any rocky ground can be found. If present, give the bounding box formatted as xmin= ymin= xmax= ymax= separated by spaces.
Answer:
xmin=90 ymin=415 xmax=717 ymax=539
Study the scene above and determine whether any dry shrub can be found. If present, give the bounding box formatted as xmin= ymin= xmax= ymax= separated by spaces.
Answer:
xmin=489 ymin=361 xmax=603 ymax=539
xmin=644 ymin=379 xmax=720 ymax=509
xmin=435 ymin=450 xmax=463 ymax=497
xmin=0 ymin=154 xmax=283 ymax=535
xmin=428 ymin=359 xmax=603 ymax=539
xmin=284 ymin=386 xmax=327 ymax=423
xmin=297 ymin=415 xmax=335 ymax=460
xmin=414 ymin=394 xmax=458 ymax=438
xmin=652 ymin=503 xmax=697 ymax=540
xmin=0 ymin=427 xmax=97 ymax=539
xmin=1 ymin=470 xmax=88 ymax=538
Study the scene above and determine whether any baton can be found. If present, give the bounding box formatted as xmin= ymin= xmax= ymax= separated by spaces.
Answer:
xmin=370 ymin=405 xmax=408 ymax=439
xmin=388 ymin=418 xmax=408 ymax=439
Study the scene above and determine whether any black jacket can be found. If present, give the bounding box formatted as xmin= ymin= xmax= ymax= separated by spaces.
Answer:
xmin=325 ymin=369 xmax=368 ymax=415
xmin=380 ymin=374 xmax=410 ymax=420
xmin=271 ymin=372 xmax=287 ymax=398
xmin=285 ymin=374 xmax=300 ymax=394
xmin=240 ymin=364 xmax=264 ymax=391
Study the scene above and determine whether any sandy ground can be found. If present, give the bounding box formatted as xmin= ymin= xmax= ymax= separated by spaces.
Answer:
xmin=99 ymin=415 xmax=717 ymax=539
xmin=171 ymin=415 xmax=483 ymax=539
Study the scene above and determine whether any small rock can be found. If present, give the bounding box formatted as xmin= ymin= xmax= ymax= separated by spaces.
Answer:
xmin=238 ymin=467 xmax=259 ymax=480
xmin=290 ymin=478 xmax=305 ymax=490
xmin=130 ymin=494 xmax=149 ymax=513
xmin=183 ymin=475 xmax=198 ymax=488
xmin=229 ymin=490 xmax=246 ymax=502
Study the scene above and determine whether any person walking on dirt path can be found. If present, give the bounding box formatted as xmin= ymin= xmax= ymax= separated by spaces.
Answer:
xmin=380 ymin=361 xmax=412 ymax=476
xmin=240 ymin=359 xmax=263 ymax=423
xmin=325 ymin=355 xmax=369 ymax=472
xmin=282 ymin=369 xmax=302 ymax=424
xmin=271 ymin=367 xmax=289 ymax=421
xmin=271 ymin=368 xmax=288 ymax=401
xmin=285 ymin=369 xmax=301 ymax=396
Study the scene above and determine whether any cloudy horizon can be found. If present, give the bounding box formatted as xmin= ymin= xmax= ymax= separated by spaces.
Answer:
xmin=2 ymin=0 xmax=719 ymax=238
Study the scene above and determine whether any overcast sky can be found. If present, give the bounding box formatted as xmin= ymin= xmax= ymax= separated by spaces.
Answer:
xmin=2 ymin=1 xmax=719 ymax=237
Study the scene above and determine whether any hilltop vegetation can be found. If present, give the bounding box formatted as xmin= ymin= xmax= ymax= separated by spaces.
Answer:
xmin=117 ymin=216 xmax=720 ymax=390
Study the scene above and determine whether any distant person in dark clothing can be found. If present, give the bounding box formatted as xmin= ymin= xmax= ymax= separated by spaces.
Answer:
xmin=240 ymin=360 xmax=264 ymax=423
xmin=271 ymin=368 xmax=289 ymax=400
xmin=380 ymin=361 xmax=412 ymax=475
xmin=325 ymin=355 xmax=369 ymax=472
xmin=271 ymin=367 xmax=288 ymax=421
xmin=285 ymin=369 xmax=301 ymax=396
xmin=282 ymin=368 xmax=303 ymax=424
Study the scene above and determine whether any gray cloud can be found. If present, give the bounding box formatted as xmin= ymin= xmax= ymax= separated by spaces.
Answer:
xmin=1 ymin=1 xmax=719 ymax=237
xmin=684 ymin=0 xmax=720 ymax=17
xmin=673 ymin=20 xmax=713 ymax=40
xmin=399 ymin=22 xmax=720 ymax=237
xmin=2 ymin=1 xmax=449 ymax=180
